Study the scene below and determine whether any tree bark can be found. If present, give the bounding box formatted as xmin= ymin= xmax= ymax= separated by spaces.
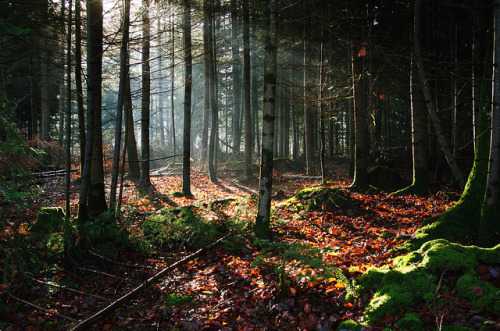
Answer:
xmin=208 ymin=2 xmax=219 ymax=184
xmin=182 ymin=0 xmax=193 ymax=195
xmin=75 ymin=0 xmax=85 ymax=173
xmin=124 ymin=69 xmax=140 ymax=179
xmin=255 ymin=0 xmax=277 ymax=239
xmin=231 ymin=0 xmax=242 ymax=156
xmin=110 ymin=0 xmax=130 ymax=210
xmin=480 ymin=0 xmax=500 ymax=245
xmin=201 ymin=0 xmax=211 ymax=166
xmin=65 ymin=0 xmax=73 ymax=218
xmin=140 ymin=0 xmax=151 ymax=187
xmin=242 ymin=0 xmax=252 ymax=179
xmin=303 ymin=38 xmax=314 ymax=175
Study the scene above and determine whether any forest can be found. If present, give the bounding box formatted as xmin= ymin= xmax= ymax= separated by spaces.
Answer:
xmin=0 ymin=0 xmax=499 ymax=329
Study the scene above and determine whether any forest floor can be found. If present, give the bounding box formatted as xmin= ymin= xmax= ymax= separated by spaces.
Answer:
xmin=0 ymin=160 xmax=497 ymax=330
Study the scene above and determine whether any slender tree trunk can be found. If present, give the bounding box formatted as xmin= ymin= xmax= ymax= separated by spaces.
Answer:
xmin=182 ymin=0 xmax=193 ymax=195
xmin=110 ymin=0 xmax=130 ymax=210
xmin=242 ymin=0 xmax=252 ymax=178
xmin=201 ymin=0 xmax=211 ymax=166
xmin=65 ymin=0 xmax=73 ymax=218
xmin=208 ymin=2 xmax=219 ymax=183
xmin=124 ymin=69 xmax=140 ymax=179
xmin=480 ymin=0 xmax=500 ymax=245
xmin=170 ymin=9 xmax=177 ymax=160
xmin=255 ymin=0 xmax=277 ymax=239
xmin=414 ymin=0 xmax=466 ymax=189
xmin=157 ymin=13 xmax=165 ymax=145
xmin=349 ymin=46 xmax=370 ymax=190
xmin=140 ymin=0 xmax=151 ymax=186
xmin=231 ymin=0 xmax=242 ymax=156
xmin=319 ymin=29 xmax=327 ymax=185
xmin=75 ymin=0 xmax=85 ymax=173
xmin=251 ymin=6 xmax=259 ymax=155
xmin=303 ymin=38 xmax=314 ymax=175
xmin=40 ymin=22 xmax=51 ymax=141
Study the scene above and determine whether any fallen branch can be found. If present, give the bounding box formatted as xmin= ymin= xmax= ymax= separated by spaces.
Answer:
xmin=280 ymin=174 xmax=322 ymax=180
xmin=9 ymin=292 xmax=80 ymax=324
xmin=78 ymin=267 xmax=140 ymax=285
xmin=70 ymin=233 xmax=231 ymax=331
xmin=30 ymin=277 xmax=109 ymax=301
xmin=88 ymin=251 xmax=153 ymax=269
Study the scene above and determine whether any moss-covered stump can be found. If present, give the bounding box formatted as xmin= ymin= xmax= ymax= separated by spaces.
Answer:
xmin=367 ymin=165 xmax=404 ymax=191
xmin=29 ymin=207 xmax=66 ymax=234
xmin=280 ymin=187 xmax=352 ymax=212
xmin=340 ymin=239 xmax=500 ymax=328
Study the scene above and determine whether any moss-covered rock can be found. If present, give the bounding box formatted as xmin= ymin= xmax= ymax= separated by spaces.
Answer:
xmin=281 ymin=187 xmax=352 ymax=212
xmin=337 ymin=319 xmax=363 ymax=331
xmin=351 ymin=240 xmax=500 ymax=326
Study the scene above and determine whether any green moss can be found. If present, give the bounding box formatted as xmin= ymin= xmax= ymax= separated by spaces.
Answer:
xmin=337 ymin=320 xmax=363 ymax=331
xmin=441 ymin=326 xmax=474 ymax=331
xmin=29 ymin=207 xmax=66 ymax=234
xmin=418 ymin=240 xmax=478 ymax=273
xmin=355 ymin=240 xmax=499 ymax=325
xmin=395 ymin=312 xmax=424 ymax=331
xmin=281 ymin=187 xmax=351 ymax=212
xmin=455 ymin=274 xmax=500 ymax=313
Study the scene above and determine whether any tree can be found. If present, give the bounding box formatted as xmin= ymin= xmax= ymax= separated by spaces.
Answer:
xmin=182 ymin=0 xmax=193 ymax=196
xmin=207 ymin=0 xmax=219 ymax=184
xmin=64 ymin=0 xmax=72 ymax=218
xmin=479 ymin=0 xmax=500 ymax=245
xmin=110 ymin=0 xmax=130 ymax=211
xmin=413 ymin=0 xmax=466 ymax=190
xmin=75 ymin=0 xmax=85 ymax=173
xmin=140 ymin=0 xmax=151 ymax=187
xmin=231 ymin=0 xmax=241 ymax=156
xmin=349 ymin=43 xmax=370 ymax=191
xmin=255 ymin=0 xmax=277 ymax=239
xmin=393 ymin=50 xmax=428 ymax=195
xmin=201 ymin=0 xmax=211 ymax=166
xmin=242 ymin=0 xmax=252 ymax=179
xmin=79 ymin=0 xmax=106 ymax=221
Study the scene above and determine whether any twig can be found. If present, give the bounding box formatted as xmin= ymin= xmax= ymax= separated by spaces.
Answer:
xmin=70 ymin=233 xmax=231 ymax=331
xmin=88 ymin=250 xmax=153 ymax=269
xmin=78 ymin=267 xmax=140 ymax=285
xmin=8 ymin=292 xmax=80 ymax=323
xmin=30 ymin=277 xmax=108 ymax=301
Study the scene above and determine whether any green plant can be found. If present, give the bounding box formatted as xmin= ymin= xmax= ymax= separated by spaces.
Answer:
xmin=162 ymin=293 xmax=193 ymax=311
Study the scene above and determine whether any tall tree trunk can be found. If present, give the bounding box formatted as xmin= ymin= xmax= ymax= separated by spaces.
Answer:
xmin=394 ymin=53 xmax=429 ymax=195
xmin=140 ymin=0 xmax=151 ymax=186
xmin=414 ymin=0 xmax=466 ymax=189
xmin=242 ymin=0 xmax=252 ymax=179
xmin=65 ymin=0 xmax=73 ymax=218
xmin=58 ymin=0 xmax=66 ymax=164
xmin=170 ymin=9 xmax=177 ymax=160
xmin=40 ymin=9 xmax=51 ymax=142
xmin=201 ymin=0 xmax=211 ymax=166
xmin=303 ymin=38 xmax=314 ymax=175
xmin=110 ymin=0 xmax=130 ymax=210
xmin=231 ymin=0 xmax=242 ymax=156
xmin=251 ymin=5 xmax=259 ymax=155
xmin=182 ymin=0 xmax=193 ymax=195
xmin=349 ymin=45 xmax=370 ymax=190
xmin=157 ymin=12 xmax=165 ymax=145
xmin=480 ymin=0 xmax=500 ymax=245
xmin=208 ymin=1 xmax=219 ymax=183
xmin=255 ymin=0 xmax=277 ymax=239
xmin=75 ymin=0 xmax=85 ymax=173
xmin=319 ymin=29 xmax=327 ymax=185
xmin=124 ymin=68 xmax=140 ymax=179
xmin=79 ymin=0 xmax=106 ymax=220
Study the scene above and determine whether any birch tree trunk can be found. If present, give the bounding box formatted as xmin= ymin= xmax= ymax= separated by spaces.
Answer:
xmin=255 ymin=0 xmax=277 ymax=239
